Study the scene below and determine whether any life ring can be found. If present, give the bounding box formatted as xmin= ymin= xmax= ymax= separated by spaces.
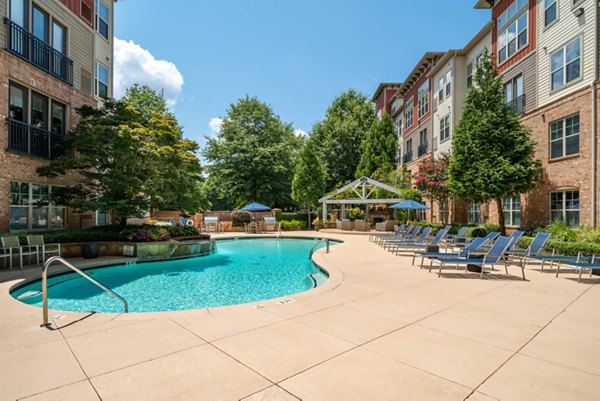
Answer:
xmin=186 ymin=219 xmax=195 ymax=226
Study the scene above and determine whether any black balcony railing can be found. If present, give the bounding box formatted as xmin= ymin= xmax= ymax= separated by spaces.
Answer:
xmin=7 ymin=118 xmax=66 ymax=159
xmin=403 ymin=151 xmax=413 ymax=164
xmin=418 ymin=142 xmax=428 ymax=157
xmin=4 ymin=18 xmax=73 ymax=85
xmin=507 ymin=94 xmax=525 ymax=115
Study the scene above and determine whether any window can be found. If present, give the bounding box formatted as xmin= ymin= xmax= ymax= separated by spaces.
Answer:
xmin=51 ymin=101 xmax=66 ymax=134
xmin=81 ymin=0 xmax=93 ymax=23
xmin=31 ymin=92 xmax=48 ymax=130
xmin=96 ymin=0 xmax=109 ymax=39
xmin=439 ymin=115 xmax=450 ymax=142
xmin=52 ymin=21 xmax=66 ymax=54
xmin=497 ymin=0 xmax=528 ymax=64
xmin=8 ymin=82 xmax=67 ymax=129
xmin=32 ymin=5 xmax=48 ymax=42
xmin=9 ymin=82 xmax=27 ymax=122
xmin=404 ymin=138 xmax=413 ymax=163
xmin=551 ymin=37 xmax=581 ymax=91
xmin=9 ymin=182 xmax=65 ymax=231
xmin=417 ymin=81 xmax=429 ymax=118
xmin=504 ymin=75 xmax=524 ymax=114
xmin=503 ymin=196 xmax=521 ymax=226
xmin=545 ymin=0 xmax=557 ymax=26
xmin=438 ymin=76 xmax=445 ymax=102
xmin=466 ymin=62 xmax=473 ymax=87
xmin=550 ymin=114 xmax=579 ymax=159
xmin=418 ymin=129 xmax=428 ymax=156
xmin=468 ymin=202 xmax=480 ymax=225
xmin=445 ymin=70 xmax=452 ymax=96
xmin=551 ymin=191 xmax=579 ymax=225
xmin=405 ymin=97 xmax=414 ymax=129
xmin=95 ymin=61 xmax=109 ymax=99
xmin=9 ymin=0 xmax=27 ymax=27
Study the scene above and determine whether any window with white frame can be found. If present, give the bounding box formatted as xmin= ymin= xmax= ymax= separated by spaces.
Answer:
xmin=438 ymin=76 xmax=444 ymax=102
xmin=439 ymin=115 xmax=450 ymax=142
xmin=95 ymin=61 xmax=109 ymax=99
xmin=550 ymin=191 xmax=579 ymax=225
xmin=497 ymin=0 xmax=528 ymax=64
xmin=466 ymin=62 xmax=473 ymax=87
xmin=445 ymin=69 xmax=452 ymax=96
xmin=95 ymin=0 xmax=109 ymax=39
xmin=9 ymin=182 xmax=66 ymax=231
xmin=503 ymin=196 xmax=521 ymax=226
xmin=405 ymin=97 xmax=414 ymax=129
xmin=417 ymin=81 xmax=429 ymax=118
xmin=545 ymin=0 xmax=557 ymax=26
xmin=468 ymin=202 xmax=480 ymax=225
xmin=550 ymin=113 xmax=579 ymax=159
xmin=551 ymin=37 xmax=581 ymax=91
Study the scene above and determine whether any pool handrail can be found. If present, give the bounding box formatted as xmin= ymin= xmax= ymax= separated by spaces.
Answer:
xmin=41 ymin=256 xmax=128 ymax=326
xmin=309 ymin=238 xmax=330 ymax=259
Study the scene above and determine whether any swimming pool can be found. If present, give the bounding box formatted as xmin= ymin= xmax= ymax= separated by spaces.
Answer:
xmin=11 ymin=237 xmax=334 ymax=313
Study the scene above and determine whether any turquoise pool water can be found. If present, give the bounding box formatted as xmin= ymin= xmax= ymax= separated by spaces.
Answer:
xmin=11 ymin=238 xmax=333 ymax=313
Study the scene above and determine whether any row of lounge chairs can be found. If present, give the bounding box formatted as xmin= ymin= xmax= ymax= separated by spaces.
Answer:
xmin=371 ymin=224 xmax=600 ymax=282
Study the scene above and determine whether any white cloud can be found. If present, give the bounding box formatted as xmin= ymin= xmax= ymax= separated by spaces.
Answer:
xmin=114 ymin=38 xmax=184 ymax=108
xmin=209 ymin=117 xmax=223 ymax=134
xmin=294 ymin=129 xmax=308 ymax=137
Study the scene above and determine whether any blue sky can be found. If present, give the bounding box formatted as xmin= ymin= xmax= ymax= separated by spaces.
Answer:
xmin=114 ymin=1 xmax=491 ymax=146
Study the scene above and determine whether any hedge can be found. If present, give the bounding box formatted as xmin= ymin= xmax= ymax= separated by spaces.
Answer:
xmin=517 ymin=236 xmax=600 ymax=256
xmin=280 ymin=220 xmax=307 ymax=231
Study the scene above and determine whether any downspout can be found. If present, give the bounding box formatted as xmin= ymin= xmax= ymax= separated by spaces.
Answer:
xmin=591 ymin=0 xmax=599 ymax=227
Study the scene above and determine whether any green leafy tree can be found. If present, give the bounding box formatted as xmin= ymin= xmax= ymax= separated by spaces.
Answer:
xmin=37 ymin=96 xmax=203 ymax=225
xmin=291 ymin=142 xmax=325 ymax=229
xmin=448 ymin=50 xmax=542 ymax=234
xmin=310 ymin=89 xmax=375 ymax=191
xmin=122 ymin=83 xmax=168 ymax=119
xmin=203 ymin=96 xmax=299 ymax=208
xmin=356 ymin=112 xmax=397 ymax=179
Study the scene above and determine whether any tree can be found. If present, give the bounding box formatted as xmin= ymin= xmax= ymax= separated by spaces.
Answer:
xmin=310 ymin=89 xmax=375 ymax=191
xmin=122 ymin=83 xmax=168 ymax=119
xmin=448 ymin=50 xmax=542 ymax=234
xmin=291 ymin=142 xmax=325 ymax=229
xmin=412 ymin=154 xmax=451 ymax=224
xmin=356 ymin=112 xmax=397 ymax=179
xmin=203 ymin=96 xmax=299 ymax=208
xmin=37 ymin=96 xmax=203 ymax=225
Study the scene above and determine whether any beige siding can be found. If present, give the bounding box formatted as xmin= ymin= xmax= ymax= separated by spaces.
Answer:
xmin=93 ymin=0 xmax=115 ymax=101
xmin=432 ymin=57 xmax=454 ymax=158
xmin=537 ymin=0 xmax=597 ymax=107
xmin=502 ymin=51 xmax=537 ymax=114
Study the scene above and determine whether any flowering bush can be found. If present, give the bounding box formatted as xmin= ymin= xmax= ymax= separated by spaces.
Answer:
xmin=167 ymin=225 xmax=199 ymax=237
xmin=412 ymin=155 xmax=451 ymax=223
xmin=232 ymin=210 xmax=253 ymax=226
xmin=119 ymin=227 xmax=171 ymax=242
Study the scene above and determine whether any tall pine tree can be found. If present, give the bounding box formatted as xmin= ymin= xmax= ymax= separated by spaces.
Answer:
xmin=292 ymin=142 xmax=325 ymax=229
xmin=448 ymin=50 xmax=542 ymax=234
xmin=356 ymin=112 xmax=397 ymax=179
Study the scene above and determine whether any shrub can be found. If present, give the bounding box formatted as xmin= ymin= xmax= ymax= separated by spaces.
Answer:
xmin=280 ymin=220 xmax=307 ymax=230
xmin=281 ymin=213 xmax=309 ymax=222
xmin=167 ymin=225 xmax=199 ymax=237
xmin=545 ymin=220 xmax=578 ymax=242
xmin=274 ymin=210 xmax=283 ymax=221
xmin=232 ymin=210 xmax=252 ymax=226
xmin=347 ymin=207 xmax=364 ymax=221
xmin=119 ymin=226 xmax=170 ymax=242
xmin=467 ymin=227 xmax=488 ymax=238
xmin=515 ymin=236 xmax=600 ymax=256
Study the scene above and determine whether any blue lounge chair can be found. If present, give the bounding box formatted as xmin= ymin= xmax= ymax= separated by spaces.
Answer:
xmin=431 ymin=236 xmax=520 ymax=279
xmin=393 ymin=226 xmax=451 ymax=254
xmin=370 ymin=224 xmax=405 ymax=243
xmin=387 ymin=227 xmax=432 ymax=253
xmin=556 ymin=254 xmax=600 ymax=283
xmin=377 ymin=224 xmax=412 ymax=245
xmin=505 ymin=232 xmax=551 ymax=268
xmin=442 ymin=226 xmax=468 ymax=247
xmin=413 ymin=236 xmax=489 ymax=269
xmin=382 ymin=226 xmax=422 ymax=249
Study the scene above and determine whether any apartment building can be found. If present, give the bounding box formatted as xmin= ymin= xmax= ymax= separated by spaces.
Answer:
xmin=474 ymin=0 xmax=600 ymax=228
xmin=371 ymin=82 xmax=401 ymax=117
xmin=0 ymin=0 xmax=115 ymax=233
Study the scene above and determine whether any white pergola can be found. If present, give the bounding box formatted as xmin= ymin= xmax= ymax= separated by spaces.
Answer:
xmin=319 ymin=176 xmax=403 ymax=220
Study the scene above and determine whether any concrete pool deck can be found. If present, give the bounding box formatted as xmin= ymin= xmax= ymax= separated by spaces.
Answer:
xmin=0 ymin=231 xmax=599 ymax=400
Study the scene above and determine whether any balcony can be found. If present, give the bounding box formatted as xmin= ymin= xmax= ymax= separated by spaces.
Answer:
xmin=4 ymin=18 xmax=73 ymax=85
xmin=403 ymin=151 xmax=413 ymax=164
xmin=507 ymin=94 xmax=526 ymax=116
xmin=418 ymin=142 xmax=428 ymax=157
xmin=7 ymin=118 xmax=67 ymax=159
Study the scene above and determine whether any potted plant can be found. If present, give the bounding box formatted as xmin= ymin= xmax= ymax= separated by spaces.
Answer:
xmin=312 ymin=218 xmax=322 ymax=231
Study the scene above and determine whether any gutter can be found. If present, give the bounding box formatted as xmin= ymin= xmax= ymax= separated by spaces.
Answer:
xmin=592 ymin=1 xmax=599 ymax=227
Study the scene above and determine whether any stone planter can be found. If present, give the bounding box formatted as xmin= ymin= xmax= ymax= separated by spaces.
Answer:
xmin=135 ymin=241 xmax=173 ymax=259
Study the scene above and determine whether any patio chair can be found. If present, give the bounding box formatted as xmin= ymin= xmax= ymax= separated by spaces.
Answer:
xmin=387 ymin=227 xmax=432 ymax=253
xmin=505 ymin=232 xmax=551 ymax=268
xmin=413 ymin=237 xmax=488 ymax=269
xmin=393 ymin=226 xmax=451 ymax=254
xmin=27 ymin=235 xmax=60 ymax=262
xmin=431 ymin=236 xmax=520 ymax=279
xmin=369 ymin=223 xmax=404 ymax=242
xmin=442 ymin=226 xmax=468 ymax=246
xmin=382 ymin=225 xmax=422 ymax=250
xmin=375 ymin=224 xmax=411 ymax=245
xmin=555 ymin=254 xmax=600 ymax=283
xmin=0 ymin=246 xmax=12 ymax=271
xmin=0 ymin=236 xmax=39 ymax=271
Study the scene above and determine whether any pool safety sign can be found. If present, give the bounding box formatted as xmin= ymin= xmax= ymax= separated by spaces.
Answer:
xmin=123 ymin=245 xmax=135 ymax=257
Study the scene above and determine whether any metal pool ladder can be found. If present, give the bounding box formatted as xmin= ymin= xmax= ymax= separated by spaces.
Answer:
xmin=41 ymin=256 xmax=128 ymax=326
xmin=309 ymin=238 xmax=330 ymax=259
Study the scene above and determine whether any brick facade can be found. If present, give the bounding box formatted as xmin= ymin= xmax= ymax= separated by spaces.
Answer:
xmin=0 ymin=51 xmax=97 ymax=233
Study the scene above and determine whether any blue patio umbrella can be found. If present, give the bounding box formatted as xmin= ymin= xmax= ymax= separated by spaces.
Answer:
xmin=389 ymin=200 xmax=429 ymax=223
xmin=241 ymin=202 xmax=271 ymax=221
